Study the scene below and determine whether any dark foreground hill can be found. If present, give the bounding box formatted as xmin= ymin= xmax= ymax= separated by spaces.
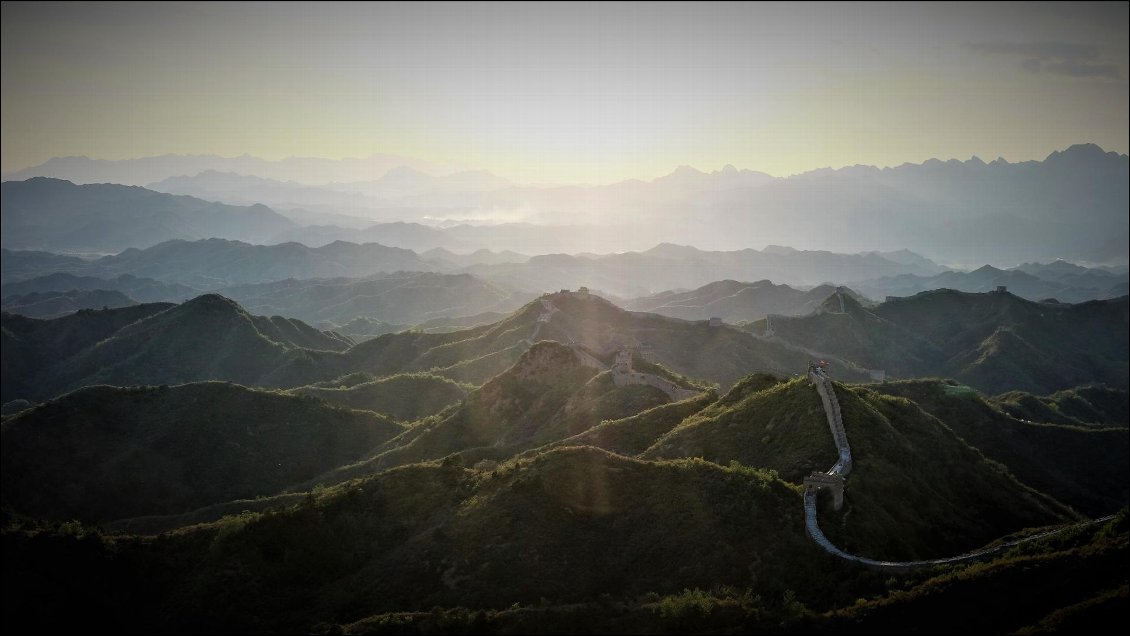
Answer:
xmin=2 ymin=446 xmax=1122 ymax=634
xmin=1 ymin=362 xmax=1125 ymax=633
xmin=0 ymin=448 xmax=834 ymax=633
xmin=0 ymin=382 xmax=404 ymax=522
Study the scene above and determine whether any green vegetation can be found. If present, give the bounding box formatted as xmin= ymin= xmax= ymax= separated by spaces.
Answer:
xmin=1 ymin=302 xmax=174 ymax=401
xmin=996 ymin=384 xmax=1129 ymax=428
xmin=872 ymin=379 xmax=1129 ymax=516
xmin=0 ymin=382 xmax=404 ymax=522
xmin=289 ymin=372 xmax=469 ymax=421
xmin=342 ymin=342 xmax=674 ymax=472
xmin=531 ymin=390 xmax=718 ymax=458
xmin=1 ymin=285 xmax=1126 ymax=633
xmin=2 ymin=448 xmax=842 ymax=633
xmin=818 ymin=511 xmax=1129 ymax=634
xmin=1 ymin=296 xmax=353 ymax=402
xmin=757 ymin=290 xmax=1129 ymax=395
xmin=644 ymin=377 xmax=832 ymax=482
xmin=646 ymin=377 xmax=1076 ymax=560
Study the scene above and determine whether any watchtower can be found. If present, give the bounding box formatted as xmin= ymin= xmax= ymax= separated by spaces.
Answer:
xmin=804 ymin=472 xmax=844 ymax=510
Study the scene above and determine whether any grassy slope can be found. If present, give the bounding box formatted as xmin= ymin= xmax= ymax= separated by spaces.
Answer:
xmin=1 ymin=303 xmax=175 ymax=401
xmin=757 ymin=290 xmax=1129 ymax=395
xmin=529 ymin=389 xmax=719 ymax=458
xmin=327 ymin=343 xmax=676 ymax=476
xmin=3 ymin=296 xmax=357 ymax=401
xmin=872 ymin=379 xmax=1129 ymax=517
xmin=878 ymin=291 xmax=1129 ymax=394
xmin=2 ymin=448 xmax=837 ymax=634
xmin=645 ymin=377 xmax=1076 ymax=560
xmin=996 ymin=385 xmax=1129 ymax=428
xmin=288 ymin=372 xmax=469 ymax=421
xmin=749 ymin=294 xmax=941 ymax=378
xmin=0 ymin=382 xmax=404 ymax=522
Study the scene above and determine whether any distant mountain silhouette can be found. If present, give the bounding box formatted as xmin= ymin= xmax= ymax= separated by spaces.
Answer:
xmin=851 ymin=262 xmax=1129 ymax=304
xmin=0 ymin=178 xmax=296 ymax=253
xmin=1 ymin=238 xmax=442 ymax=287
xmin=217 ymin=271 xmax=533 ymax=327
xmin=6 ymin=145 xmax=1125 ymax=263
xmin=464 ymin=244 xmax=942 ymax=296
xmin=2 ymin=152 xmax=450 ymax=186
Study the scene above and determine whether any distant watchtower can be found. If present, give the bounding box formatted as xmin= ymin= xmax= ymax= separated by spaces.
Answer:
xmin=613 ymin=347 xmax=633 ymax=374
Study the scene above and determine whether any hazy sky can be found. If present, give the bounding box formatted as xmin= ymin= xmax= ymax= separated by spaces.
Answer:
xmin=2 ymin=1 xmax=1127 ymax=184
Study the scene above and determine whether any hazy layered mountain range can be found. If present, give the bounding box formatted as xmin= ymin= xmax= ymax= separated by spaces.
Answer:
xmin=5 ymin=287 xmax=1124 ymax=409
xmin=1 ymin=152 xmax=454 ymax=186
xmin=0 ymin=178 xmax=295 ymax=253
xmin=1 ymin=238 xmax=943 ymax=292
xmin=3 ymin=240 xmax=1125 ymax=329
xmin=852 ymin=264 xmax=1130 ymax=304
xmin=6 ymin=144 xmax=1125 ymax=264
xmin=623 ymin=280 xmax=867 ymax=322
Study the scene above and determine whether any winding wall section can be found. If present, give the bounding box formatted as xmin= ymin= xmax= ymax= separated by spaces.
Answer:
xmin=802 ymin=367 xmax=1107 ymax=571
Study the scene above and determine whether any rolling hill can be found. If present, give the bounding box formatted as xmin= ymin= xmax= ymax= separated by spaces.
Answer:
xmin=1 ymin=295 xmax=353 ymax=402
xmin=642 ymin=377 xmax=1075 ymax=561
xmin=2 ymin=447 xmax=830 ymax=633
xmin=624 ymin=279 xmax=862 ymax=322
xmin=871 ymin=379 xmax=1129 ymax=517
xmin=0 ymin=382 xmax=405 ymax=522
xmin=3 ymin=367 xmax=1120 ymax=633
xmin=995 ymin=384 xmax=1129 ymax=428
xmin=746 ymin=289 xmax=1129 ymax=394
xmin=0 ymin=289 xmax=137 ymax=318
xmin=851 ymin=263 xmax=1129 ymax=305
xmin=288 ymin=372 xmax=469 ymax=421
xmin=328 ymin=342 xmax=674 ymax=475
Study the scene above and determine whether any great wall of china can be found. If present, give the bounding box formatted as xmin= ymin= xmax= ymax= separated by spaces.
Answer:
xmin=528 ymin=292 xmax=703 ymax=403
xmin=528 ymin=289 xmax=1107 ymax=570
xmin=803 ymin=366 xmax=1112 ymax=571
